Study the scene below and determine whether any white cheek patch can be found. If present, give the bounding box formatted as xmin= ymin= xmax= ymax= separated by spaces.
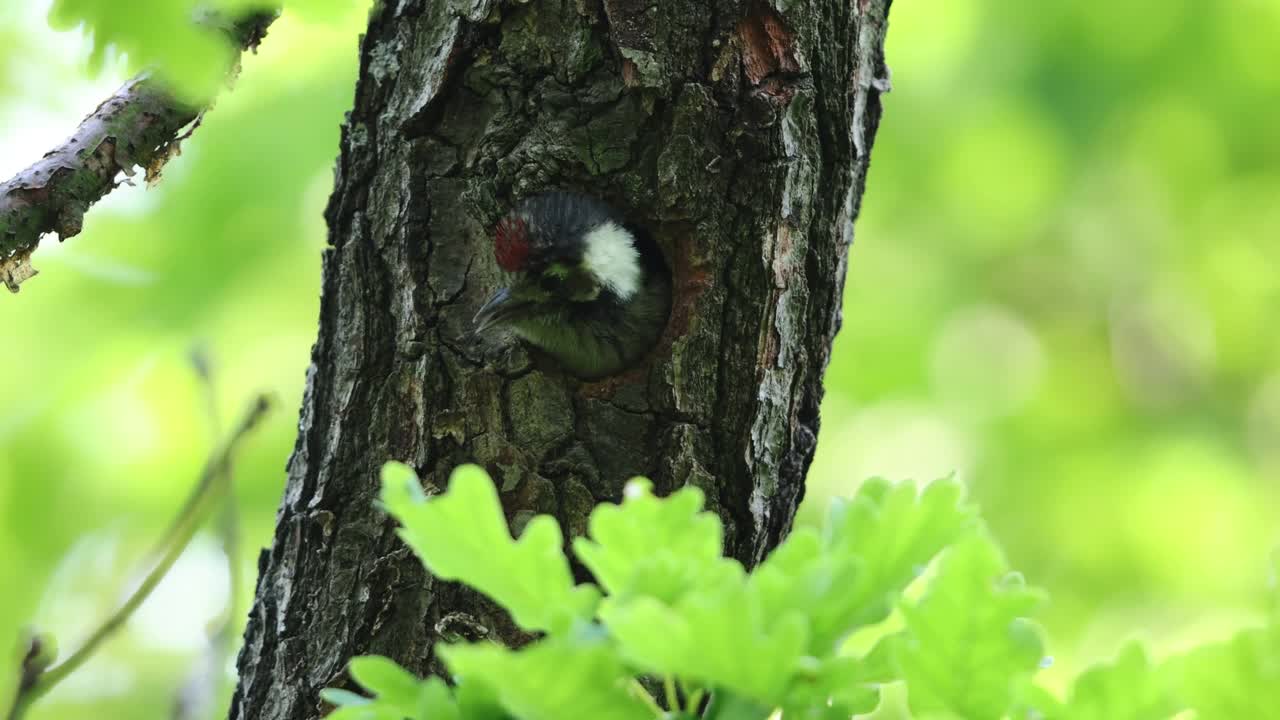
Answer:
xmin=582 ymin=221 xmax=641 ymax=300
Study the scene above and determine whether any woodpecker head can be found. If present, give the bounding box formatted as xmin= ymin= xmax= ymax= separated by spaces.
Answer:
xmin=474 ymin=192 xmax=671 ymax=379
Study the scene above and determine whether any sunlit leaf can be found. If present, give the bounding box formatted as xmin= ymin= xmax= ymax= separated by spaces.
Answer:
xmin=380 ymin=462 xmax=599 ymax=634
xmin=755 ymin=477 xmax=976 ymax=654
xmin=894 ymin=531 xmax=1047 ymax=720
xmin=349 ymin=656 xmax=423 ymax=711
xmin=782 ymin=654 xmax=884 ymax=717
xmin=442 ymin=636 xmax=653 ymax=720
xmin=573 ymin=478 xmax=736 ymax=604
xmin=324 ymin=666 xmax=482 ymax=720
xmin=1168 ymin=625 xmax=1280 ymax=719
xmin=1044 ymin=643 xmax=1176 ymax=720
xmin=600 ymin=574 xmax=808 ymax=706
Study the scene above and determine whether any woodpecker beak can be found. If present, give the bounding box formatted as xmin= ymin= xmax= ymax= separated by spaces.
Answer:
xmin=474 ymin=287 xmax=532 ymax=334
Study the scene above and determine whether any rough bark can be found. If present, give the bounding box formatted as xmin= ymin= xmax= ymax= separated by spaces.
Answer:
xmin=0 ymin=13 xmax=275 ymax=293
xmin=231 ymin=0 xmax=892 ymax=717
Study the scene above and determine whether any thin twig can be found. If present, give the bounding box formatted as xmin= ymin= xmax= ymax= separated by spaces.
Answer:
xmin=172 ymin=347 xmax=245 ymax=720
xmin=141 ymin=347 xmax=223 ymax=566
xmin=6 ymin=395 xmax=271 ymax=720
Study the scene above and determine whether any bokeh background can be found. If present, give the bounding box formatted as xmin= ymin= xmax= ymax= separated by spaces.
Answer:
xmin=1 ymin=0 xmax=1277 ymax=717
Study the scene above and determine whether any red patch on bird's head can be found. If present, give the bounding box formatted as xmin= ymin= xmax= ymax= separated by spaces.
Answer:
xmin=494 ymin=216 xmax=530 ymax=272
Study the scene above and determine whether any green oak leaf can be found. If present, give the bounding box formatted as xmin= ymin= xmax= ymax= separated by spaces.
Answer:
xmin=454 ymin=675 xmax=512 ymax=720
xmin=748 ymin=478 xmax=975 ymax=658
xmin=573 ymin=479 xmax=738 ymax=604
xmin=599 ymin=575 xmax=808 ymax=706
xmin=894 ymin=531 xmax=1047 ymax=720
xmin=349 ymin=656 xmax=426 ymax=711
xmin=1167 ymin=625 xmax=1280 ymax=719
xmin=380 ymin=462 xmax=599 ymax=634
xmin=1164 ymin=551 xmax=1280 ymax=719
xmin=323 ymin=671 xmax=461 ymax=720
xmin=782 ymin=654 xmax=885 ymax=717
xmin=325 ymin=656 xmax=510 ymax=720
xmin=748 ymin=527 xmax=863 ymax=657
xmin=822 ymin=477 xmax=978 ymax=635
xmin=702 ymin=691 xmax=773 ymax=720
xmin=441 ymin=636 xmax=653 ymax=720
xmin=1051 ymin=643 xmax=1176 ymax=720
xmin=325 ymin=698 xmax=403 ymax=720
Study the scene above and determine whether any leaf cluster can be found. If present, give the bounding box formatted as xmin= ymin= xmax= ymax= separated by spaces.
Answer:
xmin=325 ymin=464 xmax=1064 ymax=719
xmin=330 ymin=465 xmax=1280 ymax=719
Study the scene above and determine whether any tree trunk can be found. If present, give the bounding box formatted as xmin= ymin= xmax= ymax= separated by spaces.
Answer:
xmin=230 ymin=0 xmax=892 ymax=717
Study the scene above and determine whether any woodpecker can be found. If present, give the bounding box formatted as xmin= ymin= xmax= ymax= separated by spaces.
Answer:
xmin=473 ymin=192 xmax=671 ymax=379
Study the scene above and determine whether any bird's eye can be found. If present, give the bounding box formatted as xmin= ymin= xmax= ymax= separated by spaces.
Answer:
xmin=539 ymin=272 xmax=563 ymax=292
xmin=538 ymin=263 xmax=571 ymax=292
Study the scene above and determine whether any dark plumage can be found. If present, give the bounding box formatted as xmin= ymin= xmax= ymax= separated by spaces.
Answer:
xmin=474 ymin=192 xmax=671 ymax=378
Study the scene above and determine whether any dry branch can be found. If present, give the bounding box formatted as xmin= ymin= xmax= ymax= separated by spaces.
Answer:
xmin=0 ymin=12 xmax=275 ymax=293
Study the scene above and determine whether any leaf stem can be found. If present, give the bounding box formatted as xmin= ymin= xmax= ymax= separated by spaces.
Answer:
xmin=686 ymin=689 xmax=705 ymax=714
xmin=664 ymin=674 xmax=680 ymax=712
xmin=628 ymin=679 xmax=666 ymax=718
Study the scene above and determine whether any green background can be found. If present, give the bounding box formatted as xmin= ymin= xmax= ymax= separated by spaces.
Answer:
xmin=1 ymin=0 xmax=1277 ymax=717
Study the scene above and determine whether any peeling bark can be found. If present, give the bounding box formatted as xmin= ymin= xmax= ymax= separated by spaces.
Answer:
xmin=231 ymin=0 xmax=892 ymax=717
xmin=0 ymin=13 xmax=274 ymax=292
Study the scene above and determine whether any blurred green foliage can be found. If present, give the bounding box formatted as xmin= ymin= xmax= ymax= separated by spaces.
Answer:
xmin=337 ymin=465 xmax=1280 ymax=720
xmin=1 ymin=0 xmax=1277 ymax=717
xmin=48 ymin=0 xmax=357 ymax=101
xmin=0 ymin=2 xmax=364 ymax=717
xmin=806 ymin=0 xmax=1280 ymax=693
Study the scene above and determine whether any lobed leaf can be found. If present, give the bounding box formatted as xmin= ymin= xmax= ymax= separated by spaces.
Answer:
xmin=1163 ymin=551 xmax=1280 ymax=719
xmin=441 ymin=636 xmax=653 ymax=720
xmin=600 ymin=577 xmax=808 ymax=706
xmin=349 ymin=656 xmax=427 ymax=711
xmin=781 ymin=653 xmax=885 ymax=717
xmin=381 ymin=462 xmax=598 ymax=634
xmin=1038 ymin=643 xmax=1176 ymax=720
xmin=1167 ymin=625 xmax=1280 ymax=720
xmin=893 ymin=531 xmax=1047 ymax=720
xmin=822 ymin=478 xmax=977 ymax=641
xmin=573 ymin=479 xmax=735 ymax=604
xmin=324 ymin=669 xmax=471 ymax=720
xmin=749 ymin=528 xmax=861 ymax=655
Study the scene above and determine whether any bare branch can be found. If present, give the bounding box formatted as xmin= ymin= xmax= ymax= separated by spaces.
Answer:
xmin=0 ymin=11 xmax=276 ymax=293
